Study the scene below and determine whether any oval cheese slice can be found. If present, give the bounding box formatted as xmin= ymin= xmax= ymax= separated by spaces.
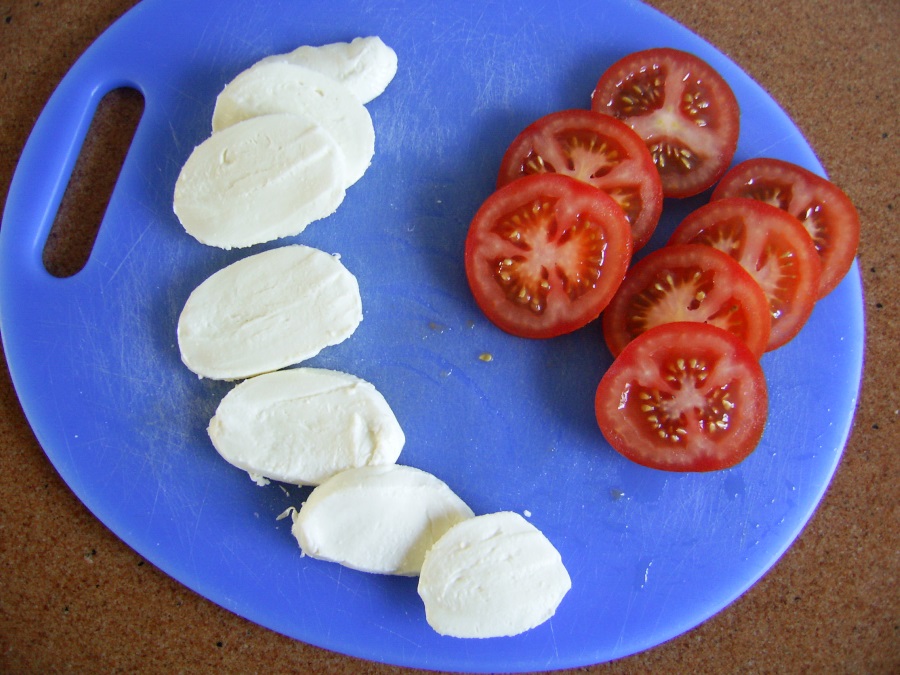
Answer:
xmin=290 ymin=465 xmax=474 ymax=575
xmin=417 ymin=511 xmax=571 ymax=638
xmin=212 ymin=62 xmax=374 ymax=187
xmin=257 ymin=36 xmax=398 ymax=104
xmin=173 ymin=113 xmax=346 ymax=249
xmin=209 ymin=368 xmax=404 ymax=486
xmin=177 ymin=245 xmax=362 ymax=380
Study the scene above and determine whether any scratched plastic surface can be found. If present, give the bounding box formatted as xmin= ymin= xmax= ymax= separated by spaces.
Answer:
xmin=0 ymin=0 xmax=863 ymax=671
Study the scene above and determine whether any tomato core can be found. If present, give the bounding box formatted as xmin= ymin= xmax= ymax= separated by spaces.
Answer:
xmin=488 ymin=196 xmax=608 ymax=314
xmin=629 ymin=356 xmax=738 ymax=444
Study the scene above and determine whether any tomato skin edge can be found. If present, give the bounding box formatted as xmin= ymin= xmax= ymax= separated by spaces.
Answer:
xmin=594 ymin=322 xmax=768 ymax=472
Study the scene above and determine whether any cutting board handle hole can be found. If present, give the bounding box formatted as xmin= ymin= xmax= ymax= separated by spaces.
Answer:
xmin=42 ymin=87 xmax=145 ymax=278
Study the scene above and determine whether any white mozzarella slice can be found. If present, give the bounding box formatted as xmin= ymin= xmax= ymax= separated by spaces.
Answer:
xmin=212 ymin=62 xmax=374 ymax=187
xmin=209 ymin=368 xmax=405 ymax=486
xmin=417 ymin=511 xmax=571 ymax=638
xmin=289 ymin=465 xmax=474 ymax=575
xmin=177 ymin=245 xmax=362 ymax=381
xmin=173 ymin=113 xmax=346 ymax=249
xmin=257 ymin=36 xmax=398 ymax=104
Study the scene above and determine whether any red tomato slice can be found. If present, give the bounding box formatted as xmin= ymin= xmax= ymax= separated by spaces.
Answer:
xmin=496 ymin=109 xmax=663 ymax=250
xmin=591 ymin=48 xmax=740 ymax=198
xmin=595 ymin=322 xmax=768 ymax=472
xmin=465 ymin=173 xmax=633 ymax=338
xmin=601 ymin=243 xmax=771 ymax=358
xmin=710 ymin=158 xmax=860 ymax=298
xmin=669 ymin=197 xmax=822 ymax=351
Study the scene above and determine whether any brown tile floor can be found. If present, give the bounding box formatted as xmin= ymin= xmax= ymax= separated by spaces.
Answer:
xmin=1 ymin=1 xmax=897 ymax=672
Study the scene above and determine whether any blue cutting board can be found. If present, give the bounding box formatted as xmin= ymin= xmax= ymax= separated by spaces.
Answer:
xmin=0 ymin=0 xmax=863 ymax=671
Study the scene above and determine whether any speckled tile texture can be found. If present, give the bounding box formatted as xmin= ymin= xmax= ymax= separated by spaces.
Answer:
xmin=1 ymin=1 xmax=897 ymax=672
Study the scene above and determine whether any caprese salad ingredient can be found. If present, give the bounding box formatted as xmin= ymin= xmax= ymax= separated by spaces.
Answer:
xmin=601 ymin=242 xmax=772 ymax=358
xmin=594 ymin=322 xmax=769 ymax=472
xmin=464 ymin=46 xmax=859 ymax=475
xmin=591 ymin=47 xmax=740 ymax=198
xmin=417 ymin=511 xmax=571 ymax=638
xmin=177 ymin=244 xmax=362 ymax=381
xmin=669 ymin=197 xmax=822 ymax=351
xmin=711 ymin=157 xmax=861 ymax=298
xmin=173 ymin=113 xmax=347 ymax=249
xmin=288 ymin=464 xmax=474 ymax=576
xmin=212 ymin=61 xmax=375 ymax=186
xmin=256 ymin=36 xmax=398 ymax=104
xmin=174 ymin=40 xmax=568 ymax=639
xmin=208 ymin=368 xmax=405 ymax=486
xmin=465 ymin=173 xmax=633 ymax=338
